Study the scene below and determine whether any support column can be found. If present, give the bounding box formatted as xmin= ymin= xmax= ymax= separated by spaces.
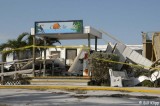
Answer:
xmin=88 ymin=33 xmax=91 ymax=77
xmin=1 ymin=64 xmax=4 ymax=85
xmin=43 ymin=37 xmax=47 ymax=77
xmin=14 ymin=62 xmax=17 ymax=79
xmin=142 ymin=32 xmax=146 ymax=57
xmin=88 ymin=33 xmax=91 ymax=49
xmin=95 ymin=36 xmax=97 ymax=51
xmin=32 ymin=35 xmax=35 ymax=77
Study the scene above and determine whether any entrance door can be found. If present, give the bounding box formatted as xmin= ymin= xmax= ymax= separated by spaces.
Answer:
xmin=66 ymin=49 xmax=77 ymax=66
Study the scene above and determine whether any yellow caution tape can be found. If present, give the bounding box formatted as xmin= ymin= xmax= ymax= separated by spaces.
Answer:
xmin=0 ymin=45 xmax=90 ymax=53
xmin=1 ymin=45 xmax=160 ymax=70
xmin=94 ymin=58 xmax=160 ymax=71
xmin=34 ymin=45 xmax=90 ymax=49
xmin=1 ymin=45 xmax=33 ymax=53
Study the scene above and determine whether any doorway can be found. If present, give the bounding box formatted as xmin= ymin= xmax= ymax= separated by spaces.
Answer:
xmin=65 ymin=49 xmax=77 ymax=67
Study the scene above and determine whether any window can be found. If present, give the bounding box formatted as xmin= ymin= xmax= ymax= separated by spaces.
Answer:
xmin=66 ymin=49 xmax=77 ymax=60
xmin=49 ymin=51 xmax=60 ymax=59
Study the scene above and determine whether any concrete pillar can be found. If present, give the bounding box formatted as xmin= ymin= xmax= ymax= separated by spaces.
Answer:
xmin=142 ymin=32 xmax=153 ymax=61
xmin=142 ymin=32 xmax=147 ymax=57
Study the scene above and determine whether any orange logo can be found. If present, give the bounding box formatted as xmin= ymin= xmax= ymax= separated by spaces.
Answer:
xmin=53 ymin=23 xmax=60 ymax=29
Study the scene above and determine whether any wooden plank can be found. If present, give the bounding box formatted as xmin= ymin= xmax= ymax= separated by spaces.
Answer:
xmin=0 ymin=69 xmax=33 ymax=76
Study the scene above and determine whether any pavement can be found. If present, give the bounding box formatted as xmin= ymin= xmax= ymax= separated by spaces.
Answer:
xmin=0 ymin=88 xmax=160 ymax=106
xmin=0 ymin=77 xmax=160 ymax=106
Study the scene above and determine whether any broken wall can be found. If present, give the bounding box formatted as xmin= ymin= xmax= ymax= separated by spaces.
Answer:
xmin=152 ymin=33 xmax=160 ymax=60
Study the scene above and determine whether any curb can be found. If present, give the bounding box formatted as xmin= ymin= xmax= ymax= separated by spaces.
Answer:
xmin=30 ymin=80 xmax=89 ymax=83
xmin=0 ymin=85 xmax=160 ymax=94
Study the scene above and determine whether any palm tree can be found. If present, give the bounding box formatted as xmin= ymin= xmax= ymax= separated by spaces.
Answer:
xmin=34 ymin=37 xmax=61 ymax=58
xmin=0 ymin=32 xmax=29 ymax=62
xmin=0 ymin=32 xmax=60 ymax=62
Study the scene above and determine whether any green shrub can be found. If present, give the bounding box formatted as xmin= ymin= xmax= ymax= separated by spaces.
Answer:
xmin=153 ymin=78 xmax=160 ymax=87
xmin=88 ymin=52 xmax=119 ymax=86
xmin=140 ymin=80 xmax=154 ymax=87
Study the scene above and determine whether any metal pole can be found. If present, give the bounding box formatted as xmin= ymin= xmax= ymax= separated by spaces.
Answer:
xmin=14 ymin=62 xmax=17 ymax=79
xmin=32 ymin=35 xmax=35 ymax=77
xmin=88 ymin=33 xmax=91 ymax=76
xmin=88 ymin=33 xmax=91 ymax=49
xmin=95 ymin=36 xmax=97 ymax=51
xmin=52 ymin=61 xmax=54 ymax=76
xmin=1 ymin=63 xmax=4 ymax=85
xmin=43 ymin=37 xmax=47 ymax=77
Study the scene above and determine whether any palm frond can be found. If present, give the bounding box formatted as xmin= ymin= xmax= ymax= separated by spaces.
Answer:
xmin=17 ymin=32 xmax=29 ymax=42
xmin=0 ymin=43 xmax=9 ymax=51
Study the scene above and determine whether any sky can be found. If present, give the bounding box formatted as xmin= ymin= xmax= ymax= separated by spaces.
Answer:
xmin=0 ymin=0 xmax=160 ymax=45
